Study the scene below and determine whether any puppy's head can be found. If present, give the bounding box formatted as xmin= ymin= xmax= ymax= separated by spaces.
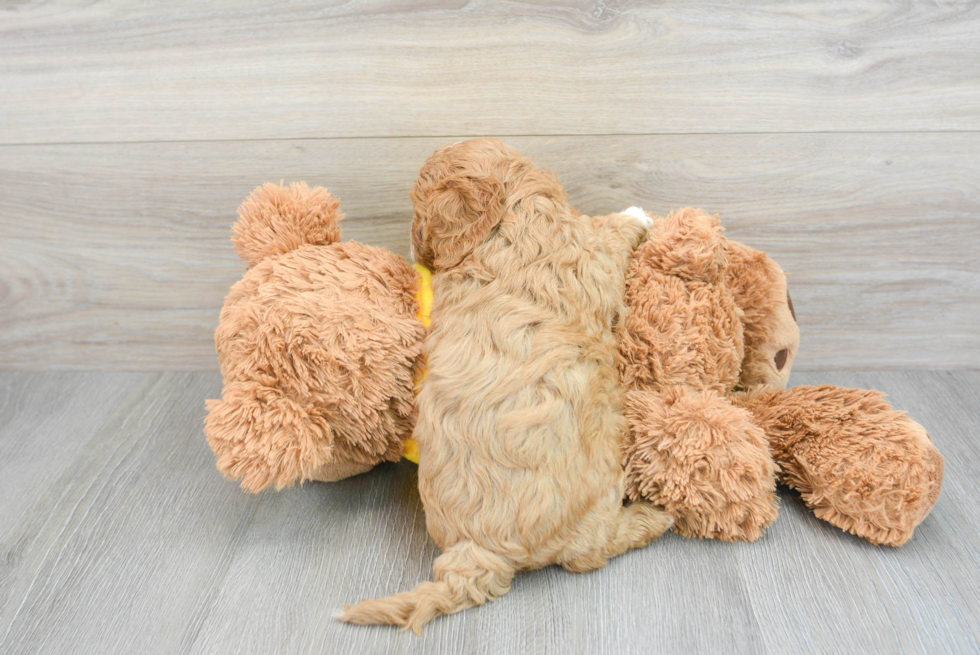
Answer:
xmin=410 ymin=138 xmax=564 ymax=270
xmin=725 ymin=240 xmax=800 ymax=390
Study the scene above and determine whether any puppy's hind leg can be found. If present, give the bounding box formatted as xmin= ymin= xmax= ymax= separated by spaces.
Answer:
xmin=605 ymin=501 xmax=674 ymax=560
xmin=561 ymin=501 xmax=673 ymax=573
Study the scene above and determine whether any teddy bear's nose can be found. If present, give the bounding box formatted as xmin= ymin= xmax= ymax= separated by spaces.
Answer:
xmin=775 ymin=348 xmax=789 ymax=371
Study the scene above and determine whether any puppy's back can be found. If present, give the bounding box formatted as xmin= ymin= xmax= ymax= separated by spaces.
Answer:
xmin=341 ymin=139 xmax=670 ymax=634
xmin=416 ymin=191 xmax=631 ymax=562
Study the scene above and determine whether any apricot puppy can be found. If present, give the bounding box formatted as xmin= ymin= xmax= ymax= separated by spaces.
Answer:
xmin=341 ymin=139 xmax=672 ymax=633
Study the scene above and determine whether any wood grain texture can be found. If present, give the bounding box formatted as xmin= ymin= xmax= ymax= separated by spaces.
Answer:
xmin=1 ymin=134 xmax=977 ymax=370
xmin=738 ymin=370 xmax=980 ymax=655
xmin=0 ymin=372 xmax=261 ymax=654
xmin=0 ymin=372 xmax=142 ymax=534
xmin=0 ymin=371 xmax=977 ymax=654
xmin=2 ymin=1 xmax=980 ymax=144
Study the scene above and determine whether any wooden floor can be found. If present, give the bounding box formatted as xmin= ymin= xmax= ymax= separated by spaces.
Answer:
xmin=0 ymin=370 xmax=977 ymax=654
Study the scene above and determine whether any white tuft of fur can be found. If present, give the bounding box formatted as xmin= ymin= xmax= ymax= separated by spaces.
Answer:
xmin=622 ymin=206 xmax=654 ymax=228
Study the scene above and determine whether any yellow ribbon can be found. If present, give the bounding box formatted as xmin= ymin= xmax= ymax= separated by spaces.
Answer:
xmin=401 ymin=264 xmax=433 ymax=464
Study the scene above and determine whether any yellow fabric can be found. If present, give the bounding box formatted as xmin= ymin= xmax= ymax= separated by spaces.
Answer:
xmin=414 ymin=263 xmax=433 ymax=327
xmin=402 ymin=437 xmax=421 ymax=464
xmin=402 ymin=264 xmax=433 ymax=464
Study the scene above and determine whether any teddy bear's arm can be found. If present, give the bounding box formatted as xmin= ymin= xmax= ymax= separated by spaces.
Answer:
xmin=732 ymin=385 xmax=944 ymax=546
xmin=623 ymin=386 xmax=779 ymax=542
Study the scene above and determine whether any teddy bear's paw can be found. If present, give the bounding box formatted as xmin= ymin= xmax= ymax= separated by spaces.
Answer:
xmin=788 ymin=422 xmax=943 ymax=547
xmin=623 ymin=386 xmax=779 ymax=542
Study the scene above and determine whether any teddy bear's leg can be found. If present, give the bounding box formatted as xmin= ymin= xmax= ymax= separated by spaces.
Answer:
xmin=733 ymin=385 xmax=944 ymax=546
xmin=623 ymin=385 xmax=779 ymax=542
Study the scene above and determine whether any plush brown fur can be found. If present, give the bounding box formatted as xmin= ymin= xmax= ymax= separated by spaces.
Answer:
xmin=620 ymin=209 xmax=779 ymax=542
xmin=205 ymin=183 xmax=425 ymax=492
xmin=206 ymin=147 xmax=943 ymax=603
xmin=619 ymin=208 xmax=942 ymax=546
xmin=341 ymin=139 xmax=672 ymax=634
xmin=733 ymin=385 xmax=944 ymax=546
xmin=619 ymin=209 xmax=744 ymax=393
xmin=724 ymin=239 xmax=800 ymax=390
xmin=724 ymin=242 xmax=942 ymax=546
xmin=232 ymin=182 xmax=343 ymax=267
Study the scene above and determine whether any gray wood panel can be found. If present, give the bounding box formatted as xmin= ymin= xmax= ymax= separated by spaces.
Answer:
xmin=0 ymin=370 xmax=976 ymax=654
xmin=2 ymin=1 xmax=979 ymax=144
xmin=0 ymin=372 xmax=142 ymax=534
xmin=737 ymin=370 xmax=980 ymax=655
xmin=0 ymin=372 xmax=261 ymax=654
xmin=1 ymin=134 xmax=977 ymax=371
xmin=2 ymin=1 xmax=975 ymax=651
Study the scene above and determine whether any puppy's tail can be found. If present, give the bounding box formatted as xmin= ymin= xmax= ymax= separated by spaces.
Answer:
xmin=339 ymin=541 xmax=515 ymax=635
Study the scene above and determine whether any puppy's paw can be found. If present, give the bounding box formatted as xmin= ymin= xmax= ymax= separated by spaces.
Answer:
xmin=621 ymin=206 xmax=654 ymax=228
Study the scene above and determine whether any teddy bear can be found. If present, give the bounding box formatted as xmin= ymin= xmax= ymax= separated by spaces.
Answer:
xmin=619 ymin=207 xmax=945 ymax=546
xmin=205 ymin=162 xmax=943 ymax=547
xmin=204 ymin=182 xmax=425 ymax=492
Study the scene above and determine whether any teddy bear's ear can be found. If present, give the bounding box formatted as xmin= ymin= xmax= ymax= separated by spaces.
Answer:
xmin=412 ymin=172 xmax=505 ymax=270
xmin=232 ymin=182 xmax=343 ymax=268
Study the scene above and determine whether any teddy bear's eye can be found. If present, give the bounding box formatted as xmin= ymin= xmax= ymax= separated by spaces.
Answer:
xmin=775 ymin=348 xmax=789 ymax=371
xmin=787 ymin=290 xmax=796 ymax=322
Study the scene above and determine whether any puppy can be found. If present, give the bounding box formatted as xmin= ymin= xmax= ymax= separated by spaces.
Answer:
xmin=341 ymin=139 xmax=672 ymax=633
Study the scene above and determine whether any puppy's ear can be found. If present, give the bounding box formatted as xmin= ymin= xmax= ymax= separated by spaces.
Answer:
xmin=415 ymin=173 xmax=505 ymax=270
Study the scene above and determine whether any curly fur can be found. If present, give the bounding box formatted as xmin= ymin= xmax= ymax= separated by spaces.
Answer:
xmin=207 ymin=165 xmax=943 ymax=557
xmin=341 ymin=138 xmax=672 ymax=634
xmin=205 ymin=183 xmax=424 ymax=492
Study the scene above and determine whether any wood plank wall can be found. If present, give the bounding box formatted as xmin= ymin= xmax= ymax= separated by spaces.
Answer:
xmin=1 ymin=1 xmax=978 ymax=370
